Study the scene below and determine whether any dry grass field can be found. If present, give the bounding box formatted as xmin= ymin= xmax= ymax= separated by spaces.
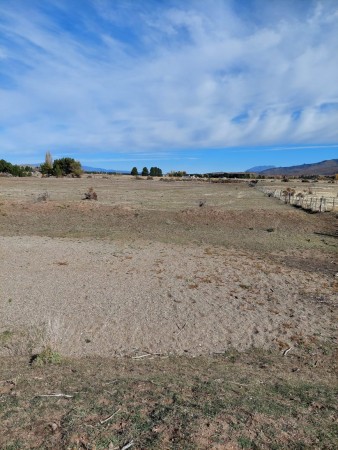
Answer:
xmin=0 ymin=176 xmax=337 ymax=449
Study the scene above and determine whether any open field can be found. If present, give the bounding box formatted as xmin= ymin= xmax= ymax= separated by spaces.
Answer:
xmin=0 ymin=176 xmax=337 ymax=449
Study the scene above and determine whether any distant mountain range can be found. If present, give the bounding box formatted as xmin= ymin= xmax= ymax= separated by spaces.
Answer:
xmin=81 ymin=165 xmax=129 ymax=174
xmin=245 ymin=165 xmax=275 ymax=173
xmin=246 ymin=159 xmax=338 ymax=176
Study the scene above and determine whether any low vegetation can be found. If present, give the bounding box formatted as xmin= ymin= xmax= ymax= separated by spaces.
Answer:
xmin=1 ymin=350 xmax=337 ymax=449
xmin=0 ymin=159 xmax=33 ymax=177
xmin=31 ymin=346 xmax=62 ymax=367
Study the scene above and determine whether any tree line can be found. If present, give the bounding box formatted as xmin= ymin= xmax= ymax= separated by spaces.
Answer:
xmin=0 ymin=159 xmax=33 ymax=177
xmin=131 ymin=166 xmax=163 ymax=177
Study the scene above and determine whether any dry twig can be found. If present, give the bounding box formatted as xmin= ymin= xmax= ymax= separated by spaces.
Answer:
xmin=283 ymin=347 xmax=292 ymax=356
xmin=99 ymin=408 xmax=121 ymax=425
xmin=132 ymin=353 xmax=152 ymax=359
xmin=121 ymin=441 xmax=134 ymax=450
xmin=35 ymin=393 xmax=73 ymax=398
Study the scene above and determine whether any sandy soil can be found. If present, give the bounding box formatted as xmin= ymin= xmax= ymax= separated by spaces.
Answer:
xmin=1 ymin=237 xmax=336 ymax=357
xmin=0 ymin=177 xmax=337 ymax=357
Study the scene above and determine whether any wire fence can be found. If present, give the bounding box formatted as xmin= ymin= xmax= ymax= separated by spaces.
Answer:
xmin=258 ymin=187 xmax=338 ymax=213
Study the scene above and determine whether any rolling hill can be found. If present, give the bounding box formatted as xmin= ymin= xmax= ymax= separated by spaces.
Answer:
xmin=245 ymin=165 xmax=275 ymax=173
xmin=258 ymin=159 xmax=338 ymax=176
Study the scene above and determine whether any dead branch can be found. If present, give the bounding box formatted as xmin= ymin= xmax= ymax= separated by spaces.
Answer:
xmin=140 ymin=350 xmax=164 ymax=356
xmin=121 ymin=441 xmax=134 ymax=450
xmin=176 ymin=322 xmax=187 ymax=335
xmin=132 ymin=353 xmax=152 ymax=359
xmin=99 ymin=408 xmax=121 ymax=425
xmin=132 ymin=351 xmax=165 ymax=359
xmin=283 ymin=347 xmax=292 ymax=356
xmin=35 ymin=393 xmax=73 ymax=398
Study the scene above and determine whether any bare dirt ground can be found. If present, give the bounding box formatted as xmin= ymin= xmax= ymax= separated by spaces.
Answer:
xmin=0 ymin=176 xmax=337 ymax=449
xmin=0 ymin=176 xmax=337 ymax=357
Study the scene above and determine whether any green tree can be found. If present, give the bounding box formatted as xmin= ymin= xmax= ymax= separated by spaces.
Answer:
xmin=0 ymin=159 xmax=11 ymax=173
xmin=149 ymin=167 xmax=162 ymax=177
xmin=52 ymin=157 xmax=82 ymax=177
xmin=54 ymin=163 xmax=63 ymax=178
xmin=0 ymin=159 xmax=32 ymax=177
xmin=141 ymin=166 xmax=149 ymax=176
xmin=169 ymin=170 xmax=186 ymax=177
xmin=131 ymin=167 xmax=138 ymax=176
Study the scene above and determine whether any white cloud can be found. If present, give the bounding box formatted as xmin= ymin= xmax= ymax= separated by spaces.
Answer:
xmin=0 ymin=0 xmax=337 ymax=158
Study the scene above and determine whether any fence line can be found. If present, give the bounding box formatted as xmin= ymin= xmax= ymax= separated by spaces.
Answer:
xmin=258 ymin=187 xmax=337 ymax=213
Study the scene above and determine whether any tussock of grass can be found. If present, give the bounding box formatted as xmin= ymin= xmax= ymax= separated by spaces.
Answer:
xmin=0 ymin=330 xmax=14 ymax=343
xmin=31 ymin=346 xmax=62 ymax=366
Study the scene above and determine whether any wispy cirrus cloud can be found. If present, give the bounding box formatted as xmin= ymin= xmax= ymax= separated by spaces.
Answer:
xmin=0 ymin=0 xmax=337 ymax=162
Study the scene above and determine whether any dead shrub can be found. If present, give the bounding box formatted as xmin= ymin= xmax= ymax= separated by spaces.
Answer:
xmin=37 ymin=191 xmax=50 ymax=202
xmin=83 ymin=187 xmax=97 ymax=200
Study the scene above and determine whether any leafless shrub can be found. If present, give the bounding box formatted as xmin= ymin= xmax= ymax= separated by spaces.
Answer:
xmin=83 ymin=187 xmax=97 ymax=200
xmin=37 ymin=191 xmax=50 ymax=202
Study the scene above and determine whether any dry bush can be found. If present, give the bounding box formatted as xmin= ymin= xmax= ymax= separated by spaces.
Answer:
xmin=37 ymin=191 xmax=50 ymax=202
xmin=83 ymin=187 xmax=97 ymax=200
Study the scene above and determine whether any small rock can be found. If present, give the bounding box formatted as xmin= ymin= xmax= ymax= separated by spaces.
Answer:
xmin=50 ymin=422 xmax=58 ymax=432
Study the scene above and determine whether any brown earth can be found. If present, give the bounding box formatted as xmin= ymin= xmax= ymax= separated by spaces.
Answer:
xmin=0 ymin=176 xmax=337 ymax=449
xmin=0 ymin=176 xmax=336 ymax=358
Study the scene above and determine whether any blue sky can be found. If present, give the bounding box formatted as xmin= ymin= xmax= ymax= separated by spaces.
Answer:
xmin=0 ymin=0 xmax=337 ymax=172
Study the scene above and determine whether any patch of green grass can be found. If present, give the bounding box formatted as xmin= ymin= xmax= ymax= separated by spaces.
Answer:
xmin=32 ymin=346 xmax=62 ymax=366
xmin=238 ymin=436 xmax=257 ymax=448
xmin=3 ymin=442 xmax=23 ymax=450
xmin=0 ymin=330 xmax=14 ymax=343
